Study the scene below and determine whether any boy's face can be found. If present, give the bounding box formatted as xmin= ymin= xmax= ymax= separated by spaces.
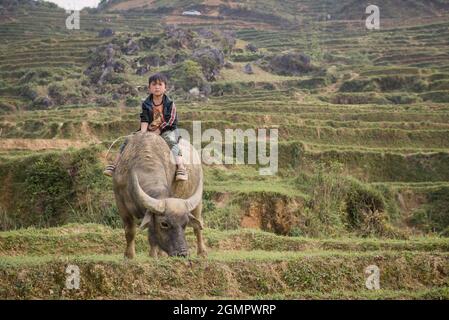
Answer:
xmin=149 ymin=80 xmax=166 ymax=97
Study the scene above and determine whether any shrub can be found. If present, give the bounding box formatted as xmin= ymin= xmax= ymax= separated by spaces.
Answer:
xmin=0 ymin=146 xmax=120 ymax=230
xmin=374 ymin=75 xmax=428 ymax=92
xmin=304 ymin=163 xmax=347 ymax=236
xmin=170 ymin=60 xmax=207 ymax=91
xmin=48 ymin=83 xmax=68 ymax=104
xmin=339 ymin=79 xmax=377 ymax=92
xmin=125 ymin=96 xmax=139 ymax=107
xmin=23 ymin=156 xmax=74 ymax=227
xmin=385 ymin=94 xmax=422 ymax=104
xmin=0 ymin=101 xmax=16 ymax=114
xmin=420 ymin=91 xmax=449 ymax=103
xmin=410 ymin=187 xmax=449 ymax=235
xmin=326 ymin=93 xmax=390 ymax=104
xmin=292 ymin=163 xmax=402 ymax=238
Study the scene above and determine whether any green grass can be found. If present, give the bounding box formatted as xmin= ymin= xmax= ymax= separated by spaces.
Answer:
xmin=1 ymin=240 xmax=448 ymax=299
xmin=256 ymin=287 xmax=449 ymax=300
xmin=2 ymin=255 xmax=448 ymax=299
xmin=1 ymin=143 xmax=449 ymax=235
xmin=1 ymin=224 xmax=448 ymax=257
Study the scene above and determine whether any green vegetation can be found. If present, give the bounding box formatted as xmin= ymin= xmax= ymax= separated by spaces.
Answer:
xmin=0 ymin=224 xmax=448 ymax=299
xmin=1 ymin=0 xmax=449 ymax=299
xmin=0 ymin=146 xmax=119 ymax=230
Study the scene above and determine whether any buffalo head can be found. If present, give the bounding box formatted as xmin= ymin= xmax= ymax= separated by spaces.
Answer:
xmin=132 ymin=172 xmax=203 ymax=257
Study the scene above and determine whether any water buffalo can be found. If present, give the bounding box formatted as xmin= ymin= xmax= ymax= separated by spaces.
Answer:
xmin=112 ymin=131 xmax=207 ymax=258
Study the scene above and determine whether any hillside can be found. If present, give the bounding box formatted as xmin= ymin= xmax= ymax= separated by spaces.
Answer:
xmin=99 ymin=0 xmax=449 ymax=20
xmin=0 ymin=0 xmax=449 ymax=300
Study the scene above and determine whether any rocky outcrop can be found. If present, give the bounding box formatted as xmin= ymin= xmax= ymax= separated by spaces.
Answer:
xmin=136 ymin=66 xmax=149 ymax=76
xmin=192 ymin=46 xmax=225 ymax=81
xmin=98 ymin=28 xmax=115 ymax=37
xmin=121 ymin=39 xmax=139 ymax=55
xmin=261 ymin=51 xmax=313 ymax=76
xmin=243 ymin=63 xmax=254 ymax=74
xmin=246 ymin=43 xmax=258 ymax=53
xmin=84 ymin=43 xmax=127 ymax=85
xmin=164 ymin=25 xmax=199 ymax=50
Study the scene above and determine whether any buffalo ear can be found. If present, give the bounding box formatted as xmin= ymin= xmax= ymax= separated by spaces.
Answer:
xmin=140 ymin=212 xmax=153 ymax=230
xmin=188 ymin=213 xmax=203 ymax=230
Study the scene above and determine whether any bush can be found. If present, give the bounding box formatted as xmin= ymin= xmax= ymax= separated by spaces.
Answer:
xmin=0 ymin=146 xmax=119 ymax=230
xmin=210 ymin=82 xmax=243 ymax=96
xmin=48 ymin=83 xmax=68 ymax=104
xmin=374 ymin=75 xmax=428 ymax=92
xmin=339 ymin=79 xmax=377 ymax=92
xmin=0 ymin=101 xmax=16 ymax=114
xmin=264 ymin=51 xmax=313 ymax=76
xmin=385 ymin=94 xmax=422 ymax=104
xmin=441 ymin=227 xmax=449 ymax=237
xmin=20 ymin=84 xmax=38 ymax=100
xmin=125 ymin=96 xmax=140 ymax=108
xmin=297 ymin=77 xmax=328 ymax=89
xmin=348 ymin=186 xmax=382 ymax=219
xmin=429 ymin=80 xmax=449 ymax=91
xmin=24 ymin=156 xmax=74 ymax=227
xmin=303 ymin=163 xmax=347 ymax=236
xmin=420 ymin=91 xmax=449 ymax=103
xmin=325 ymin=93 xmax=390 ymax=105
xmin=19 ymin=69 xmax=53 ymax=85
xmin=204 ymin=203 xmax=242 ymax=230
xmin=31 ymin=96 xmax=53 ymax=109
xmin=170 ymin=60 xmax=207 ymax=91
xmin=410 ymin=187 xmax=449 ymax=235
xmin=292 ymin=163 xmax=403 ymax=238
xmin=202 ymin=191 xmax=242 ymax=230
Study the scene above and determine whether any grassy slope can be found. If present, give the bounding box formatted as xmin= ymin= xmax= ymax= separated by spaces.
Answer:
xmin=1 ymin=223 xmax=449 ymax=256
xmin=1 ymin=0 xmax=449 ymax=299
xmin=0 ymin=224 xmax=448 ymax=299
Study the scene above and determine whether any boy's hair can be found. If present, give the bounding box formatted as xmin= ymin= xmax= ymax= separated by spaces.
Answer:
xmin=148 ymin=73 xmax=168 ymax=86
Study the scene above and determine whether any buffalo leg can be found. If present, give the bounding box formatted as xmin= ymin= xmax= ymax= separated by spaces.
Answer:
xmin=149 ymin=244 xmax=158 ymax=258
xmin=148 ymin=239 xmax=167 ymax=258
xmin=192 ymin=202 xmax=207 ymax=257
xmin=148 ymin=231 xmax=160 ymax=258
xmin=123 ymin=216 xmax=136 ymax=259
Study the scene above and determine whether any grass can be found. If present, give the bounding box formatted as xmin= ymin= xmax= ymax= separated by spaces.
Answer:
xmin=1 ymin=142 xmax=449 ymax=235
xmin=2 ymin=249 xmax=448 ymax=265
xmin=216 ymin=62 xmax=301 ymax=83
xmin=1 ymin=238 xmax=448 ymax=299
xmin=0 ymin=220 xmax=449 ymax=299
xmin=256 ymin=287 xmax=449 ymax=300
xmin=1 ymin=224 xmax=448 ymax=257
xmin=1 ymin=0 xmax=449 ymax=299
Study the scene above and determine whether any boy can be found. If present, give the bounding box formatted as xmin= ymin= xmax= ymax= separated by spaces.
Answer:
xmin=103 ymin=73 xmax=188 ymax=181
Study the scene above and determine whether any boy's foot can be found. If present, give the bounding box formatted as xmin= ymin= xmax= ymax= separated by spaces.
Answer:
xmin=103 ymin=164 xmax=116 ymax=177
xmin=175 ymin=167 xmax=188 ymax=181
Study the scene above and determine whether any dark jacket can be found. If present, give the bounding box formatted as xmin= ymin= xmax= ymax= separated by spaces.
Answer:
xmin=140 ymin=93 xmax=177 ymax=134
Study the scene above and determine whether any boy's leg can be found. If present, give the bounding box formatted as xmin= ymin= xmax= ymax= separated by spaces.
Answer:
xmin=161 ymin=130 xmax=188 ymax=181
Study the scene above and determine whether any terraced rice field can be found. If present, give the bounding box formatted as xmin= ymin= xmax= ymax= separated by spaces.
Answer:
xmin=1 ymin=224 xmax=448 ymax=299
xmin=0 ymin=0 xmax=448 ymax=299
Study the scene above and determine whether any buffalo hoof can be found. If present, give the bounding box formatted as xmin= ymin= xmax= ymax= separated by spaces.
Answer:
xmin=124 ymin=251 xmax=135 ymax=260
xmin=197 ymin=250 xmax=208 ymax=258
xmin=150 ymin=248 xmax=158 ymax=258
